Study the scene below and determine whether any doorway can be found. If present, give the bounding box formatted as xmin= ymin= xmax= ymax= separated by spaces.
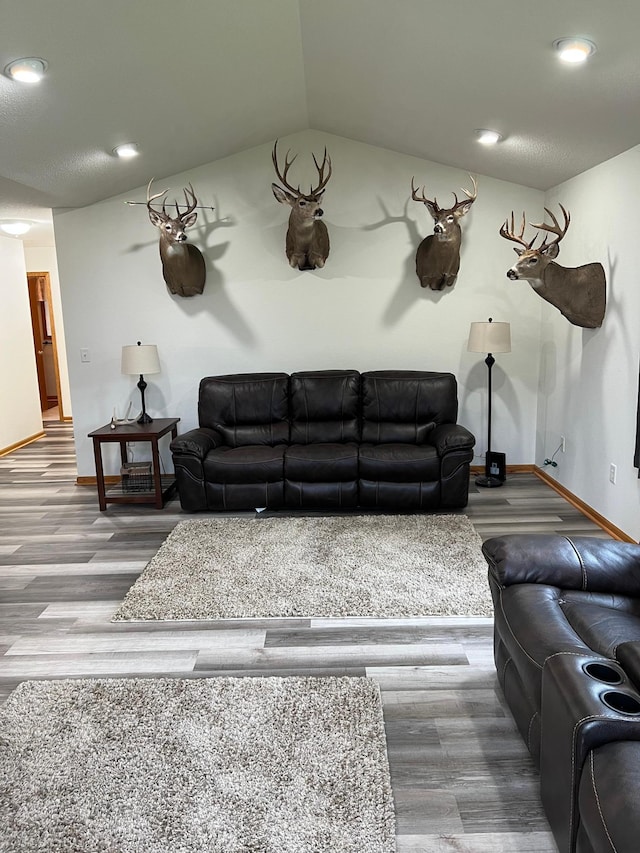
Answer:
xmin=27 ymin=272 xmax=65 ymax=421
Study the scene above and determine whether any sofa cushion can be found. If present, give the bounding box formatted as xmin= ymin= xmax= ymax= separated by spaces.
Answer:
xmin=361 ymin=371 xmax=457 ymax=444
xmin=285 ymin=443 xmax=359 ymax=482
xmin=359 ymin=443 xmax=440 ymax=481
xmin=203 ymin=445 xmax=285 ymax=484
xmin=560 ymin=592 xmax=640 ymax=658
xmin=198 ymin=373 xmax=290 ymax=446
xmin=290 ymin=370 xmax=360 ymax=443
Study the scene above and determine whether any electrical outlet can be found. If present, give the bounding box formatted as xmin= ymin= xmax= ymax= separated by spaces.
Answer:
xmin=609 ymin=463 xmax=617 ymax=484
xmin=560 ymin=435 xmax=566 ymax=453
xmin=80 ymin=348 xmax=91 ymax=363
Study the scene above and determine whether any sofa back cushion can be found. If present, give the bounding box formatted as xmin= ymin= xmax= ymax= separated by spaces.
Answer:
xmin=361 ymin=370 xmax=458 ymax=444
xmin=198 ymin=373 xmax=290 ymax=446
xmin=290 ymin=370 xmax=360 ymax=444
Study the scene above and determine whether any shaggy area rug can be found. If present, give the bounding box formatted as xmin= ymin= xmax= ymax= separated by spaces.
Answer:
xmin=0 ymin=676 xmax=395 ymax=853
xmin=113 ymin=514 xmax=490 ymax=620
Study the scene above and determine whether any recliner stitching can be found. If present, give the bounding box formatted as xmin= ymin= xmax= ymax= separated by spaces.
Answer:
xmin=500 ymin=654 xmax=512 ymax=685
xmin=497 ymin=597 xmax=596 ymax=671
xmin=588 ymin=750 xmax=618 ymax=852
xmin=174 ymin=463 xmax=204 ymax=485
xmin=548 ymin=651 xmax=609 ymax=661
xmin=527 ymin=711 xmax=539 ymax=753
xmin=497 ymin=588 xmax=543 ymax=669
xmin=565 ymin=536 xmax=588 ymax=590
xmin=569 ymin=714 xmax=640 ymax=847
xmin=498 ymin=654 xmax=539 ymax=754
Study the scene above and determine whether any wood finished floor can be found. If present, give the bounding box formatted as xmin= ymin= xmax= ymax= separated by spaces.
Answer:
xmin=0 ymin=422 xmax=612 ymax=852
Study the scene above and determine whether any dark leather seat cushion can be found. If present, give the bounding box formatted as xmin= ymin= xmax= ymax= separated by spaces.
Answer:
xmin=577 ymin=741 xmax=640 ymax=853
xmin=560 ymin=593 xmax=640 ymax=659
xmin=284 ymin=443 xmax=358 ymax=482
xmin=203 ymin=445 xmax=285 ymax=484
xmin=359 ymin=443 xmax=440 ymax=481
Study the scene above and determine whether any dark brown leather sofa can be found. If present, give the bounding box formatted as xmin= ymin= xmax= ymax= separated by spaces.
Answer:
xmin=483 ymin=533 xmax=640 ymax=853
xmin=170 ymin=369 xmax=475 ymax=512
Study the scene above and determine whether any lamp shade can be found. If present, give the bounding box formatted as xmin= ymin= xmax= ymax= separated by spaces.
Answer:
xmin=121 ymin=343 xmax=160 ymax=376
xmin=467 ymin=321 xmax=511 ymax=354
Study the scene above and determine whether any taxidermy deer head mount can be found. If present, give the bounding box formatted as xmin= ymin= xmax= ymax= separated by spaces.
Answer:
xmin=146 ymin=179 xmax=206 ymax=297
xmin=500 ymin=205 xmax=606 ymax=328
xmin=411 ymin=174 xmax=477 ymax=290
xmin=271 ymin=140 xmax=332 ymax=270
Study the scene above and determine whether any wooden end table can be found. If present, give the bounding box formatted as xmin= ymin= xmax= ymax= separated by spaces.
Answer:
xmin=88 ymin=417 xmax=180 ymax=511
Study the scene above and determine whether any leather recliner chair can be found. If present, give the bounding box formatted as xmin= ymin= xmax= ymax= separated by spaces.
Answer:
xmin=483 ymin=533 xmax=640 ymax=853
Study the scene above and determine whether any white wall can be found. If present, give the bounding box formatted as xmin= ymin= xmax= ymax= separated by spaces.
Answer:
xmin=23 ymin=246 xmax=72 ymax=418
xmin=0 ymin=235 xmax=42 ymax=451
xmin=539 ymin=144 xmax=640 ymax=540
xmin=53 ymin=131 xmax=544 ymax=478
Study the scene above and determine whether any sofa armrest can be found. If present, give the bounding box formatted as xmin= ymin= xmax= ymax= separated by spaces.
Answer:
xmin=170 ymin=427 xmax=222 ymax=460
xmin=483 ymin=534 xmax=640 ymax=594
xmin=428 ymin=423 xmax=475 ymax=455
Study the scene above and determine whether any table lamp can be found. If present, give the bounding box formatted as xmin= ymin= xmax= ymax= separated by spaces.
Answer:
xmin=121 ymin=342 xmax=160 ymax=424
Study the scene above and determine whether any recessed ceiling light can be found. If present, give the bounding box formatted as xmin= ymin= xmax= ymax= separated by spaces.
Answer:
xmin=0 ymin=221 xmax=32 ymax=236
xmin=113 ymin=142 xmax=140 ymax=159
xmin=475 ymin=129 xmax=503 ymax=146
xmin=3 ymin=57 xmax=48 ymax=83
xmin=553 ymin=38 xmax=597 ymax=63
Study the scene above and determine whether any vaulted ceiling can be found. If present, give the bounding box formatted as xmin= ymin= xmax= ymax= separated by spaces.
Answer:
xmin=2 ymin=0 xmax=640 ymax=245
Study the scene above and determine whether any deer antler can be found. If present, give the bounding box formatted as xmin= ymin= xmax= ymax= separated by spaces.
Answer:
xmin=272 ymin=140 xmax=300 ymax=194
xmin=146 ymin=178 xmax=169 ymax=211
xmin=499 ymin=211 xmax=538 ymax=250
xmin=411 ymin=175 xmax=477 ymax=213
xmin=411 ymin=177 xmax=441 ymax=213
xmin=310 ymin=148 xmax=332 ymax=195
xmin=531 ymin=204 xmax=571 ymax=251
xmin=272 ymin=140 xmax=332 ymax=197
xmin=453 ymin=174 xmax=478 ymax=212
xmin=174 ymin=184 xmax=198 ymax=222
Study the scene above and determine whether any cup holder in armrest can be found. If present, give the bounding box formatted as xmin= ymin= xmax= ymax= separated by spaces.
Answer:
xmin=601 ymin=690 xmax=640 ymax=715
xmin=582 ymin=661 xmax=624 ymax=685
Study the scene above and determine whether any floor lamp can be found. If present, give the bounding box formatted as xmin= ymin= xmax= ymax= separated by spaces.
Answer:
xmin=121 ymin=342 xmax=160 ymax=424
xmin=468 ymin=318 xmax=511 ymax=488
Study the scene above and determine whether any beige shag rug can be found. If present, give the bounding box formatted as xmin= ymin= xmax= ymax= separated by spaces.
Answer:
xmin=113 ymin=514 xmax=490 ymax=620
xmin=0 ymin=676 xmax=395 ymax=853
